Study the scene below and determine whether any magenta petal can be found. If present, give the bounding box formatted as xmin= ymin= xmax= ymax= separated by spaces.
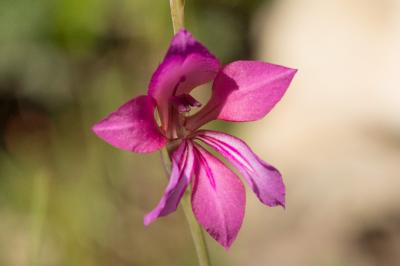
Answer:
xmin=191 ymin=144 xmax=246 ymax=249
xmin=92 ymin=95 xmax=167 ymax=153
xmin=147 ymin=29 xmax=220 ymax=130
xmin=186 ymin=61 xmax=297 ymax=130
xmin=195 ymin=130 xmax=285 ymax=207
xmin=144 ymin=141 xmax=195 ymax=225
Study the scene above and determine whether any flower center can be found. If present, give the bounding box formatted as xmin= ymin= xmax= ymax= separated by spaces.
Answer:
xmin=165 ymin=75 xmax=203 ymax=139
xmin=168 ymin=93 xmax=202 ymax=139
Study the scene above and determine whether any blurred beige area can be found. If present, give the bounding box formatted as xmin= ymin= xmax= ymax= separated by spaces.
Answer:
xmin=223 ymin=1 xmax=400 ymax=266
xmin=1 ymin=0 xmax=400 ymax=266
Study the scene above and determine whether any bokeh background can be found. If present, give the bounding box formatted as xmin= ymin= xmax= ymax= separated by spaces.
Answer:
xmin=1 ymin=0 xmax=400 ymax=265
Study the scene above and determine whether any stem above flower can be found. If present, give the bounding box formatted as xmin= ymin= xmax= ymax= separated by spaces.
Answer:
xmin=169 ymin=0 xmax=185 ymax=33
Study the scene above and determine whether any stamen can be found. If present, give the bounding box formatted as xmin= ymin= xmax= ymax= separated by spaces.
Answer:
xmin=170 ymin=94 xmax=202 ymax=113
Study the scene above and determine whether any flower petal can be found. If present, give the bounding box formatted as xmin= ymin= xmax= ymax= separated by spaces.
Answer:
xmin=186 ymin=61 xmax=297 ymax=130
xmin=191 ymin=143 xmax=246 ymax=249
xmin=92 ymin=95 xmax=167 ymax=153
xmin=144 ymin=141 xmax=195 ymax=225
xmin=195 ymin=130 xmax=285 ymax=207
xmin=148 ymin=29 xmax=220 ymax=131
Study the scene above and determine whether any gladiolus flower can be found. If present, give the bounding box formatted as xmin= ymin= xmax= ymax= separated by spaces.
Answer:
xmin=92 ymin=29 xmax=296 ymax=248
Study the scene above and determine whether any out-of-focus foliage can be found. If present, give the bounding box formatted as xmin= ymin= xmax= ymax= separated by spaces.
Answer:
xmin=0 ymin=0 xmax=270 ymax=265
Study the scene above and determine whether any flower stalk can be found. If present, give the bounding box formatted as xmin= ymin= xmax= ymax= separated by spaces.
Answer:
xmin=167 ymin=2 xmax=211 ymax=265
xmin=181 ymin=193 xmax=211 ymax=266
xmin=169 ymin=0 xmax=185 ymax=33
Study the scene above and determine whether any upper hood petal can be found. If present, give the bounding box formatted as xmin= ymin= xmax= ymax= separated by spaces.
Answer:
xmin=186 ymin=60 xmax=297 ymax=130
xmin=148 ymin=29 xmax=220 ymax=131
xmin=195 ymin=130 xmax=285 ymax=207
xmin=92 ymin=95 xmax=167 ymax=153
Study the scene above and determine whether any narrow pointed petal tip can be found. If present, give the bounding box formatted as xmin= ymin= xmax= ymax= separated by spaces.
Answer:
xmin=143 ymin=214 xmax=153 ymax=226
xmin=144 ymin=141 xmax=195 ymax=225
xmin=191 ymin=144 xmax=246 ymax=248
xmin=92 ymin=95 xmax=167 ymax=153
xmin=195 ymin=130 xmax=286 ymax=208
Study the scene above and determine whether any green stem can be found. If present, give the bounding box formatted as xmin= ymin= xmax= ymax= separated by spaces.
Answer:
xmin=181 ymin=193 xmax=211 ymax=266
xmin=160 ymin=147 xmax=211 ymax=266
xmin=166 ymin=2 xmax=211 ymax=264
xmin=169 ymin=0 xmax=185 ymax=33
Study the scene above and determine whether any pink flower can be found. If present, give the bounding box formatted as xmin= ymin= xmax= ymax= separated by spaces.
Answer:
xmin=92 ymin=29 xmax=297 ymax=248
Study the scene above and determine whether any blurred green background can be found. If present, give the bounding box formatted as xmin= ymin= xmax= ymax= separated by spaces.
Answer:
xmin=1 ymin=0 xmax=400 ymax=266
